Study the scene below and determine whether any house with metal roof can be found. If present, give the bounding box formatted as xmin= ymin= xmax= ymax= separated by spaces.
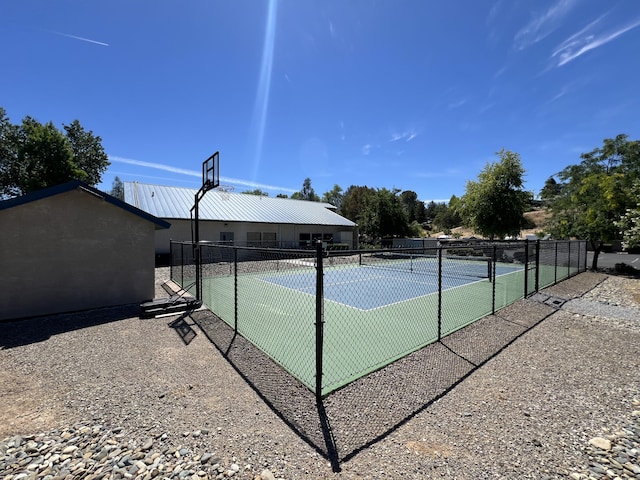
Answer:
xmin=124 ymin=182 xmax=357 ymax=255
xmin=0 ymin=180 xmax=170 ymax=320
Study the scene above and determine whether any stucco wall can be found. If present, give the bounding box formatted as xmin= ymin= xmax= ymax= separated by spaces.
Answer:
xmin=0 ymin=189 xmax=157 ymax=320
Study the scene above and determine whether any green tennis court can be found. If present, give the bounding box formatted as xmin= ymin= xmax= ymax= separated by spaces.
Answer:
xmin=171 ymin=240 xmax=586 ymax=396
xmin=194 ymin=259 xmax=538 ymax=396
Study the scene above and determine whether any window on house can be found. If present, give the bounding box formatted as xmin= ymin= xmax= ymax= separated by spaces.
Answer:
xmin=299 ymin=233 xmax=311 ymax=248
xmin=263 ymin=232 xmax=277 ymax=247
xmin=247 ymin=232 xmax=261 ymax=247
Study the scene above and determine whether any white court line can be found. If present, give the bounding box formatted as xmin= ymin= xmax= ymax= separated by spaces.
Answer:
xmin=632 ymin=258 xmax=639 ymax=264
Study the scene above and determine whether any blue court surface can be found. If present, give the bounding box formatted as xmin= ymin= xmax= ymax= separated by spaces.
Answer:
xmin=262 ymin=262 xmax=523 ymax=310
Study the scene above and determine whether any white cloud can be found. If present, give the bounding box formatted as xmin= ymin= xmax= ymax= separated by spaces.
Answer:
xmin=514 ymin=0 xmax=576 ymax=50
xmin=389 ymin=129 xmax=418 ymax=142
xmin=448 ymin=99 xmax=468 ymax=110
xmin=552 ymin=16 xmax=640 ymax=67
xmin=362 ymin=144 xmax=372 ymax=155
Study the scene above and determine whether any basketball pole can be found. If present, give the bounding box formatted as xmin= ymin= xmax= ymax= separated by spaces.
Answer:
xmin=190 ymin=151 xmax=219 ymax=302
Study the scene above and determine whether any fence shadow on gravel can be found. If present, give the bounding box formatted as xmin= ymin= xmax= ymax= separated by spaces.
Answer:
xmin=190 ymin=272 xmax=600 ymax=472
xmin=0 ymin=304 xmax=140 ymax=349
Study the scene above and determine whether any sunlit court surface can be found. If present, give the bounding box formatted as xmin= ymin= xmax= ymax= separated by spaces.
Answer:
xmin=175 ymin=242 xmax=585 ymax=397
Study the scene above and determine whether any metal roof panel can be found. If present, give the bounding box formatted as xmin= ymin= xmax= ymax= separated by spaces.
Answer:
xmin=124 ymin=182 xmax=356 ymax=227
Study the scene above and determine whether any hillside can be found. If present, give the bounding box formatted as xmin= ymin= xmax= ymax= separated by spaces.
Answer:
xmin=431 ymin=209 xmax=551 ymax=239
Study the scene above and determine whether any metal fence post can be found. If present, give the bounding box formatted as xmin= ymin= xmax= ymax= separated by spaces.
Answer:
xmin=234 ymin=247 xmax=238 ymax=332
xmin=491 ymin=245 xmax=496 ymax=315
xmin=524 ymin=239 xmax=529 ymax=297
xmin=554 ymin=241 xmax=558 ymax=284
xmin=315 ymin=240 xmax=325 ymax=401
xmin=437 ymin=247 xmax=443 ymax=341
xmin=535 ymin=240 xmax=540 ymax=292
xmin=169 ymin=240 xmax=174 ymax=284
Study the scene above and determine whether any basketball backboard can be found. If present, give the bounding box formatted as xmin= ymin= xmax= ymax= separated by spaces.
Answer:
xmin=202 ymin=151 xmax=220 ymax=191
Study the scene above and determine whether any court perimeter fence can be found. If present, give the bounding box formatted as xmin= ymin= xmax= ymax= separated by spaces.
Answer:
xmin=170 ymin=239 xmax=587 ymax=399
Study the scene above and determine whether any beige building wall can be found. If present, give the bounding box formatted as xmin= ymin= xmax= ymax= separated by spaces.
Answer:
xmin=0 ymin=189 xmax=158 ymax=320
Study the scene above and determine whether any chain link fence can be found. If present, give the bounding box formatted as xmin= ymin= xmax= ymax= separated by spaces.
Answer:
xmin=170 ymin=239 xmax=587 ymax=398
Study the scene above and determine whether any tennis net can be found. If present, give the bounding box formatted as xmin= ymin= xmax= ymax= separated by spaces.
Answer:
xmin=359 ymin=251 xmax=492 ymax=280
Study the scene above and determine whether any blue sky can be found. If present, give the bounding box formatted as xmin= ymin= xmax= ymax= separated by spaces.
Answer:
xmin=2 ymin=1 xmax=639 ymax=202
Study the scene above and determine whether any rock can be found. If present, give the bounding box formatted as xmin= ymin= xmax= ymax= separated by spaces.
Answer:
xmin=260 ymin=469 xmax=276 ymax=480
xmin=589 ymin=437 xmax=612 ymax=451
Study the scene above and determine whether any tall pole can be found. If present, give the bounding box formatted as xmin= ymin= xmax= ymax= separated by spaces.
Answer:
xmin=315 ymin=240 xmax=325 ymax=401
xmin=194 ymin=193 xmax=201 ymax=301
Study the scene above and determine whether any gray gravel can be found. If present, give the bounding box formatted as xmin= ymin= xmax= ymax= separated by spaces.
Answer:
xmin=1 ymin=270 xmax=639 ymax=479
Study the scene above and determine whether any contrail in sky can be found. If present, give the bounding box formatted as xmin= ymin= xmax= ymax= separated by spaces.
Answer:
xmin=52 ymin=31 xmax=110 ymax=46
xmin=109 ymin=155 xmax=297 ymax=193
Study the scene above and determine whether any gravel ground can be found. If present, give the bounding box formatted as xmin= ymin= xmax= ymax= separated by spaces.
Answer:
xmin=1 ymin=270 xmax=639 ymax=479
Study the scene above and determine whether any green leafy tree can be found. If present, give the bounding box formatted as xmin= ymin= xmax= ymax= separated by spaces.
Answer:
xmin=19 ymin=118 xmax=81 ymax=194
xmin=0 ymin=108 xmax=20 ymax=198
xmin=63 ymin=119 xmax=109 ymax=187
xmin=0 ymin=108 xmax=110 ymax=197
xmin=242 ymin=189 xmax=269 ymax=196
xmin=339 ymin=185 xmax=377 ymax=223
xmin=539 ymin=176 xmax=563 ymax=206
xmin=458 ymin=149 xmax=529 ymax=240
xmin=615 ymin=180 xmax=640 ymax=251
xmin=433 ymin=195 xmax=462 ymax=232
xmin=399 ymin=190 xmax=427 ymax=223
xmin=321 ymin=184 xmax=343 ymax=208
xmin=291 ymin=177 xmax=320 ymax=201
xmin=359 ymin=188 xmax=409 ymax=241
xmin=425 ymin=200 xmax=444 ymax=225
xmin=546 ymin=134 xmax=640 ymax=269
xmin=276 ymin=193 xmax=288 ymax=198
xmin=110 ymin=176 xmax=124 ymax=200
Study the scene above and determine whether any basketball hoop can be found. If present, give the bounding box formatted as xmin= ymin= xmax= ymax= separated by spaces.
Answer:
xmin=191 ymin=150 xmax=220 ymax=301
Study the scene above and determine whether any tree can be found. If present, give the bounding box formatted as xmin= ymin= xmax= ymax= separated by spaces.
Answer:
xmin=0 ymin=108 xmax=110 ymax=197
xmin=291 ymin=177 xmax=320 ymax=201
xmin=242 ymin=189 xmax=269 ymax=196
xmin=340 ymin=185 xmax=377 ymax=223
xmin=110 ymin=176 xmax=124 ymax=200
xmin=276 ymin=193 xmax=288 ymax=198
xmin=63 ymin=120 xmax=109 ymax=187
xmin=433 ymin=195 xmax=462 ymax=232
xmin=321 ymin=184 xmax=343 ymax=208
xmin=19 ymin=118 xmax=81 ymax=194
xmin=615 ymin=180 xmax=640 ymax=251
xmin=0 ymin=108 xmax=20 ymax=198
xmin=341 ymin=186 xmax=410 ymax=241
xmin=458 ymin=149 xmax=529 ymax=240
xmin=546 ymin=134 xmax=640 ymax=269
xmin=399 ymin=190 xmax=427 ymax=224
xmin=539 ymin=176 xmax=563 ymax=206
xmin=359 ymin=188 xmax=409 ymax=241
